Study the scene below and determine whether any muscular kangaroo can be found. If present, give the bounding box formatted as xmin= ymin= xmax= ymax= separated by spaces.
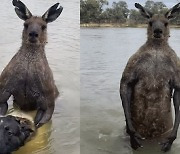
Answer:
xmin=0 ymin=0 xmax=63 ymax=128
xmin=120 ymin=3 xmax=180 ymax=152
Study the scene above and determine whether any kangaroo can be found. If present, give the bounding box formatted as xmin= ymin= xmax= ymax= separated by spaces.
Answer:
xmin=0 ymin=0 xmax=63 ymax=128
xmin=120 ymin=3 xmax=180 ymax=152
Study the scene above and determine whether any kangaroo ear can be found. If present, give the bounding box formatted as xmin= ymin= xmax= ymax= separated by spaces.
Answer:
xmin=12 ymin=0 xmax=32 ymax=20
xmin=165 ymin=3 xmax=180 ymax=19
xmin=135 ymin=3 xmax=152 ymax=19
xmin=42 ymin=3 xmax=63 ymax=23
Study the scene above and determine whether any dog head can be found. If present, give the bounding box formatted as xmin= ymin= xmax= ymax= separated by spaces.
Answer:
xmin=0 ymin=115 xmax=34 ymax=154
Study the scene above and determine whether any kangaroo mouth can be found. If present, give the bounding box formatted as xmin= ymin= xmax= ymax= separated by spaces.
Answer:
xmin=153 ymin=34 xmax=162 ymax=39
xmin=29 ymin=37 xmax=38 ymax=43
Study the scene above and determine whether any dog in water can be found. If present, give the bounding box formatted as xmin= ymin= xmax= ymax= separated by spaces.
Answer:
xmin=0 ymin=115 xmax=35 ymax=154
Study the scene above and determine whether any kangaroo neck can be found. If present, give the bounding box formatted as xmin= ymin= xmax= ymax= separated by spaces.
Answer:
xmin=20 ymin=43 xmax=45 ymax=54
xmin=18 ymin=43 xmax=47 ymax=62
xmin=146 ymin=38 xmax=168 ymax=48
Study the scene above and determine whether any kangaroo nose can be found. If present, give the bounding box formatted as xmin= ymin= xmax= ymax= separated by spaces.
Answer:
xmin=29 ymin=31 xmax=38 ymax=38
xmin=154 ymin=29 xmax=162 ymax=34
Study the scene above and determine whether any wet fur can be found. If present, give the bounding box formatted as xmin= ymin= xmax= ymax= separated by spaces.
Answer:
xmin=0 ymin=115 xmax=35 ymax=154
xmin=0 ymin=43 xmax=58 ymax=111
xmin=0 ymin=0 xmax=62 ymax=128
xmin=120 ymin=3 xmax=180 ymax=152
xmin=122 ymin=40 xmax=177 ymax=137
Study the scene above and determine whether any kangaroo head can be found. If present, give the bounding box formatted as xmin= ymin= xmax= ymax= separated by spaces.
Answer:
xmin=12 ymin=0 xmax=63 ymax=45
xmin=135 ymin=3 xmax=180 ymax=40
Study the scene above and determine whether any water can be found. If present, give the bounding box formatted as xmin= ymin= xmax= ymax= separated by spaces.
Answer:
xmin=80 ymin=27 xmax=180 ymax=154
xmin=0 ymin=0 xmax=79 ymax=154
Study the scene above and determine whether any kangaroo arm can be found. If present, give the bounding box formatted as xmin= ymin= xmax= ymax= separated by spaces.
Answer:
xmin=171 ymin=88 xmax=180 ymax=138
xmin=161 ymin=88 xmax=180 ymax=152
xmin=0 ymin=90 xmax=11 ymax=115
xmin=120 ymin=77 xmax=136 ymax=133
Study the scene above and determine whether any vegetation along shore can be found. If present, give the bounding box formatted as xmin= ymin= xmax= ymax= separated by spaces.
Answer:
xmin=80 ymin=0 xmax=180 ymax=27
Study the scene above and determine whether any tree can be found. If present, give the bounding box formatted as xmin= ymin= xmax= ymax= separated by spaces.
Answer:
xmin=80 ymin=0 xmax=180 ymax=26
xmin=80 ymin=0 xmax=108 ymax=23
xmin=111 ymin=1 xmax=129 ymax=23
xmin=129 ymin=1 xmax=168 ymax=26
xmin=145 ymin=0 xmax=167 ymax=14
xmin=129 ymin=9 xmax=145 ymax=25
xmin=101 ymin=1 xmax=129 ymax=23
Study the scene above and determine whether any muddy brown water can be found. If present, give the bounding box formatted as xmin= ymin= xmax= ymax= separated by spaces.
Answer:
xmin=81 ymin=27 xmax=180 ymax=154
xmin=0 ymin=0 xmax=79 ymax=154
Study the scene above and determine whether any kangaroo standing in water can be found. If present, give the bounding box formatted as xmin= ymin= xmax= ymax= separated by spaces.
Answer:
xmin=0 ymin=0 xmax=63 ymax=127
xmin=120 ymin=3 xmax=180 ymax=152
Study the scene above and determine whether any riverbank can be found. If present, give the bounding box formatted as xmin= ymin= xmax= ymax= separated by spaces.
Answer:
xmin=80 ymin=23 xmax=144 ymax=28
xmin=80 ymin=23 xmax=180 ymax=28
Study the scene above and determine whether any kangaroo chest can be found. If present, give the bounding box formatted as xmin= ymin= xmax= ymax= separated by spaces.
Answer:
xmin=10 ymin=57 xmax=49 ymax=109
xmin=131 ymin=49 xmax=174 ymax=137
xmin=136 ymin=49 xmax=174 ymax=87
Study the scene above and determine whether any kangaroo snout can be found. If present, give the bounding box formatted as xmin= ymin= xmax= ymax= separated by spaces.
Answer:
xmin=154 ymin=28 xmax=163 ymax=34
xmin=154 ymin=28 xmax=163 ymax=38
xmin=28 ymin=30 xmax=39 ymax=43
xmin=29 ymin=31 xmax=38 ymax=38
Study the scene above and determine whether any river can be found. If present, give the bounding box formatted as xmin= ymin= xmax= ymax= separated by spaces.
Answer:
xmin=81 ymin=27 xmax=180 ymax=154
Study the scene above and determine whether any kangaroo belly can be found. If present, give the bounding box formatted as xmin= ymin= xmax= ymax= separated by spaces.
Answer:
xmin=12 ymin=79 xmax=40 ymax=110
xmin=131 ymin=78 xmax=173 ymax=138
xmin=13 ymin=94 xmax=37 ymax=111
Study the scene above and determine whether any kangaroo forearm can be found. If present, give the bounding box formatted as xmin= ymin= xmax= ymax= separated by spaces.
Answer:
xmin=0 ymin=91 xmax=10 ymax=115
xmin=120 ymin=84 xmax=133 ymax=130
xmin=0 ymin=103 xmax=8 ymax=115
xmin=171 ymin=89 xmax=180 ymax=136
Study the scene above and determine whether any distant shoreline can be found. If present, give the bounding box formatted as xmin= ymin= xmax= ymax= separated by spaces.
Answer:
xmin=80 ymin=23 xmax=180 ymax=28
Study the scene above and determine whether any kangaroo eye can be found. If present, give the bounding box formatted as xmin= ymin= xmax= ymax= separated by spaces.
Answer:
xmin=24 ymin=23 xmax=28 ymax=29
xmin=42 ymin=25 xmax=47 ymax=30
xmin=149 ymin=21 xmax=152 ymax=26
xmin=165 ymin=22 xmax=168 ymax=27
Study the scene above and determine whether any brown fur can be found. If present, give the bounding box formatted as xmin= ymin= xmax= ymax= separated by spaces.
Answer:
xmin=120 ymin=12 xmax=180 ymax=138
xmin=0 ymin=0 xmax=62 ymax=127
xmin=122 ymin=42 xmax=179 ymax=138
xmin=0 ymin=15 xmax=59 ymax=110
xmin=22 ymin=17 xmax=47 ymax=45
